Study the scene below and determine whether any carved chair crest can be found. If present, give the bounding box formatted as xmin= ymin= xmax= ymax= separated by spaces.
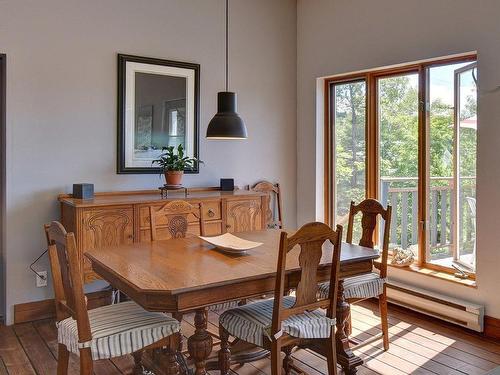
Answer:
xmin=150 ymin=200 xmax=198 ymax=240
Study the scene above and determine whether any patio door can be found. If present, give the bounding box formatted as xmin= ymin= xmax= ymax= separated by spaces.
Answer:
xmin=453 ymin=63 xmax=477 ymax=271
xmin=327 ymin=54 xmax=477 ymax=275
xmin=377 ymin=71 xmax=420 ymax=254
xmin=329 ymin=79 xmax=367 ymax=242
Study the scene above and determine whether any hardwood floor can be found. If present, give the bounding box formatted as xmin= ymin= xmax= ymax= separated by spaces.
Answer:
xmin=1 ymin=300 xmax=499 ymax=375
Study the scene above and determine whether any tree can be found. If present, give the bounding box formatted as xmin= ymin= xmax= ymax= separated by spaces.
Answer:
xmin=333 ymin=73 xmax=477 ymax=252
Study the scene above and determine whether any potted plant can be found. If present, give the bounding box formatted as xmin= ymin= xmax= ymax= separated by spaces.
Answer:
xmin=152 ymin=144 xmax=202 ymax=186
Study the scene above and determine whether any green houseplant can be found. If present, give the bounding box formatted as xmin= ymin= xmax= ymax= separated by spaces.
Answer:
xmin=152 ymin=144 xmax=202 ymax=185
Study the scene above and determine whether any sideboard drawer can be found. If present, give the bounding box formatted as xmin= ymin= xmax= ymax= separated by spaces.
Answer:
xmin=202 ymin=201 xmax=222 ymax=221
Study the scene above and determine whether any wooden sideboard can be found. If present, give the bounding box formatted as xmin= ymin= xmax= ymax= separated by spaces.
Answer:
xmin=58 ymin=188 xmax=268 ymax=282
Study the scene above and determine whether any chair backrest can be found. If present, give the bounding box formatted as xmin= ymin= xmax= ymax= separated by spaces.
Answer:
xmin=251 ymin=181 xmax=283 ymax=229
xmin=44 ymin=221 xmax=92 ymax=342
xmin=149 ymin=200 xmax=204 ymax=240
xmin=271 ymin=222 xmax=342 ymax=337
xmin=346 ymin=199 xmax=392 ymax=278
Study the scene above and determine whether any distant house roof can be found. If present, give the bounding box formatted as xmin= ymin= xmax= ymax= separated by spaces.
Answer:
xmin=460 ymin=115 xmax=477 ymax=129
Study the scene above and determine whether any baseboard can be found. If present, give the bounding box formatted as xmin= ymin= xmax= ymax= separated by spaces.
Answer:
xmin=484 ymin=315 xmax=500 ymax=340
xmin=384 ymin=299 xmax=499 ymax=341
xmin=13 ymin=290 xmax=112 ymax=324
xmin=11 ymin=291 xmax=500 ymax=341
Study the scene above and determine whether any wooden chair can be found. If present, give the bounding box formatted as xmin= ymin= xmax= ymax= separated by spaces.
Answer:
xmin=251 ymin=181 xmax=283 ymax=229
xmin=149 ymin=200 xmax=205 ymax=240
xmin=317 ymin=199 xmax=392 ymax=350
xmin=45 ymin=221 xmax=181 ymax=375
xmin=218 ymin=222 xmax=343 ymax=375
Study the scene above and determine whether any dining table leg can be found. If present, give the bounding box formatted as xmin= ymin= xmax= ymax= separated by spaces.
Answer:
xmin=335 ymin=279 xmax=363 ymax=374
xmin=187 ymin=308 xmax=213 ymax=375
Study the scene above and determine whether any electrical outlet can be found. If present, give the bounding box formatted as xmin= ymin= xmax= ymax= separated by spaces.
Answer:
xmin=36 ymin=271 xmax=48 ymax=287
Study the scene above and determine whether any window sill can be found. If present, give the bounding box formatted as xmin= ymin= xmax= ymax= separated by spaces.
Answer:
xmin=376 ymin=260 xmax=477 ymax=288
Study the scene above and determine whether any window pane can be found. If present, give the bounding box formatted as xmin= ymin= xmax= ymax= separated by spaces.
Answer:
xmin=456 ymin=65 xmax=477 ymax=270
xmin=332 ymin=81 xmax=366 ymax=242
xmin=427 ymin=61 xmax=477 ymax=270
xmin=427 ymin=63 xmax=462 ymax=265
xmin=378 ymin=74 xmax=419 ymax=255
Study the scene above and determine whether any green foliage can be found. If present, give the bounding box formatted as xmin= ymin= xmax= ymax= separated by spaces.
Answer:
xmin=335 ymin=76 xmax=477 ymax=199
xmin=334 ymin=73 xmax=477 ymax=252
xmin=333 ymin=81 xmax=366 ymax=222
xmin=378 ymin=76 xmax=419 ymax=182
xmin=152 ymin=144 xmax=203 ymax=172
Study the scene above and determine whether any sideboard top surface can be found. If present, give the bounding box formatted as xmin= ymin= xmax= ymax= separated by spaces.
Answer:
xmin=59 ymin=188 xmax=266 ymax=208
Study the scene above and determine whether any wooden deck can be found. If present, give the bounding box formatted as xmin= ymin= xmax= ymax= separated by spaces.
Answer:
xmin=0 ymin=300 xmax=499 ymax=375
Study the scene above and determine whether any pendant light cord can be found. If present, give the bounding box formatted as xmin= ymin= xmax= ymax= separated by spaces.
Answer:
xmin=225 ymin=0 xmax=229 ymax=91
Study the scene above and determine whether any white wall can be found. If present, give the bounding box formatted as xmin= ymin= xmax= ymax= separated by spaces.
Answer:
xmin=0 ymin=0 xmax=297 ymax=324
xmin=297 ymin=0 xmax=500 ymax=319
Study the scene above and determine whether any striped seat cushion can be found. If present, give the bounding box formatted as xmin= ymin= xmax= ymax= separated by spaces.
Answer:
xmin=57 ymin=301 xmax=181 ymax=360
xmin=207 ymin=300 xmax=240 ymax=312
xmin=219 ymin=296 xmax=335 ymax=347
xmin=317 ymin=272 xmax=386 ymax=300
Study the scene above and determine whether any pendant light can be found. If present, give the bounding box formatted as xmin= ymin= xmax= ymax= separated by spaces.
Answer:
xmin=206 ymin=0 xmax=248 ymax=139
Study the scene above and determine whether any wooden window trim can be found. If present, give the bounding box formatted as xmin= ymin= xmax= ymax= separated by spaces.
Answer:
xmin=324 ymin=53 xmax=477 ymax=277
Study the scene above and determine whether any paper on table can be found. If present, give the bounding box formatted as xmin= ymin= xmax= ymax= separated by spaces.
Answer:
xmin=199 ymin=233 xmax=263 ymax=252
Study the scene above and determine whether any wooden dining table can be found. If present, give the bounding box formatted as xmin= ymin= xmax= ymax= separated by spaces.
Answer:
xmin=85 ymin=229 xmax=379 ymax=375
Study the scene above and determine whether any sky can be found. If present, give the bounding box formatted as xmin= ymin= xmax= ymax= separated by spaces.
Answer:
xmin=429 ymin=62 xmax=476 ymax=106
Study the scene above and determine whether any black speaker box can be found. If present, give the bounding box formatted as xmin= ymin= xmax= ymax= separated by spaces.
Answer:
xmin=73 ymin=183 xmax=94 ymax=199
xmin=220 ymin=178 xmax=234 ymax=191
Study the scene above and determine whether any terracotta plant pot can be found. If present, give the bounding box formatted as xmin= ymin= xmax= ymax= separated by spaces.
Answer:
xmin=165 ymin=170 xmax=184 ymax=186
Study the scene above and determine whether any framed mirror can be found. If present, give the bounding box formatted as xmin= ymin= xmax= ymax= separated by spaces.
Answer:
xmin=117 ymin=54 xmax=200 ymax=174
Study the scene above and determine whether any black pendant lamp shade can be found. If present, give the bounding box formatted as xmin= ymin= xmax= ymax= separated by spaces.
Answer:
xmin=206 ymin=0 xmax=248 ymax=139
xmin=206 ymin=92 xmax=247 ymax=139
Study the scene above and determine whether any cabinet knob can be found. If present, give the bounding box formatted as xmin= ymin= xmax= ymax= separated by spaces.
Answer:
xmin=226 ymin=224 xmax=231 ymax=229
xmin=207 ymin=208 xmax=215 ymax=218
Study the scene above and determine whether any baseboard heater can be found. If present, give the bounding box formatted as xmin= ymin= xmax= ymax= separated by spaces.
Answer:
xmin=386 ymin=280 xmax=484 ymax=332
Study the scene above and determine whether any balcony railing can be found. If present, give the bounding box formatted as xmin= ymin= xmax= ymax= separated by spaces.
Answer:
xmin=380 ymin=176 xmax=476 ymax=260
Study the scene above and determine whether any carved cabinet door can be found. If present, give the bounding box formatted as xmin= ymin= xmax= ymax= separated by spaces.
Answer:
xmin=81 ymin=207 xmax=134 ymax=280
xmin=225 ymin=198 xmax=262 ymax=233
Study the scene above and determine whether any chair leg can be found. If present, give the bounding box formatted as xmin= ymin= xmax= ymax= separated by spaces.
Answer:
xmin=79 ymin=348 xmax=93 ymax=375
xmin=167 ymin=334 xmax=181 ymax=375
xmin=283 ymin=346 xmax=293 ymax=375
xmin=132 ymin=350 xmax=144 ymax=375
xmin=379 ymin=293 xmax=389 ymax=351
xmin=325 ymin=332 xmax=338 ymax=375
xmin=173 ymin=312 xmax=184 ymax=353
xmin=218 ymin=325 xmax=231 ymax=375
xmin=57 ymin=343 xmax=69 ymax=375
xmin=270 ymin=341 xmax=282 ymax=375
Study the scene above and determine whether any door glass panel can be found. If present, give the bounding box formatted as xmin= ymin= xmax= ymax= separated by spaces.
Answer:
xmin=455 ymin=64 xmax=477 ymax=270
xmin=332 ymin=81 xmax=366 ymax=242
xmin=426 ymin=61 xmax=477 ymax=269
xmin=378 ymin=73 xmax=419 ymax=255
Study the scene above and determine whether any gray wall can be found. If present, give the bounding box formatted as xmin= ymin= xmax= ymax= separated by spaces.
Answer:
xmin=0 ymin=0 xmax=297 ymax=324
xmin=297 ymin=0 xmax=500 ymax=318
